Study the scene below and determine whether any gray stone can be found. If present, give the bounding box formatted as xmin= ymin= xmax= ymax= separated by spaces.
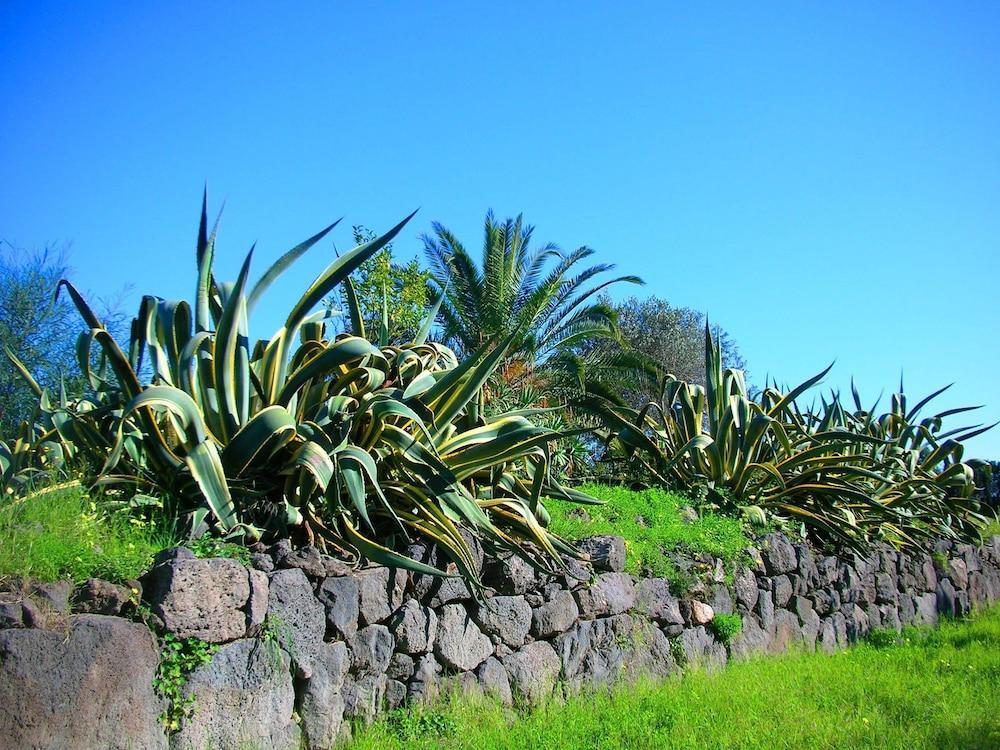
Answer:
xmin=277 ymin=544 xmax=351 ymax=578
xmin=578 ymin=535 xmax=627 ymax=573
xmin=913 ymin=592 xmax=938 ymax=626
xmin=769 ymin=609 xmax=802 ymax=653
xmin=816 ymin=555 xmax=841 ymax=587
xmin=947 ymin=558 xmax=969 ymax=590
xmin=762 ymin=533 xmax=798 ymax=575
xmin=732 ymin=567 xmax=759 ymax=610
xmin=246 ymin=567 xmax=269 ymax=632
xmin=387 ymin=652 xmax=415 ymax=681
xmin=351 ymin=624 xmax=395 ymax=675
xmin=875 ymin=572 xmax=898 ymax=604
xmin=385 ymin=679 xmax=407 ymax=711
xmin=316 ymin=574 xmax=360 ymax=640
xmin=250 ymin=552 xmax=275 ymax=572
xmin=800 ymin=607 xmax=821 ymax=650
xmin=142 ymin=555 xmax=251 ymax=642
xmin=710 ymin=585 xmax=734 ymax=615
xmin=389 ymin=599 xmax=438 ymax=654
xmin=174 ymin=637 xmax=299 ymax=749
xmin=473 ymin=595 xmax=532 ymax=647
xmin=898 ymin=594 xmax=916 ymax=626
xmin=679 ymin=626 xmax=727 ymax=669
xmin=0 ymin=614 xmax=167 ymax=749
xmin=819 ymin=618 xmax=837 ymax=653
xmin=407 ymin=654 xmax=441 ymax=703
xmin=937 ymin=578 xmax=958 ymax=618
xmin=343 ymin=672 xmax=387 ymax=724
xmin=532 ymin=589 xmax=580 ymax=637
xmin=811 ymin=588 xmax=841 ymax=617
xmin=434 ymin=603 xmax=492 ymax=671
xmin=879 ymin=604 xmax=902 ymax=632
xmin=29 ymin=580 xmax=72 ymax=614
xmin=300 ymin=641 xmax=350 ymax=750
xmin=356 ymin=566 xmax=407 ymax=625
xmin=0 ymin=601 xmax=25 ymax=628
xmin=574 ymin=572 xmax=636 ymax=618
xmin=483 ymin=554 xmax=539 ymax=595
xmin=476 ymin=656 xmax=513 ymax=705
xmin=267 ymin=568 xmax=326 ymax=678
xmin=757 ymin=589 xmax=775 ymax=630
xmin=791 ymin=595 xmax=814 ymax=624
xmin=843 ymin=604 xmax=871 ymax=642
xmin=635 ymin=578 xmax=684 ymax=627
xmin=70 ymin=579 xmax=132 ymax=616
xmin=772 ymin=575 xmax=792 ymax=608
xmin=729 ymin=614 xmax=769 ymax=660
xmin=502 ymin=641 xmax=561 ymax=704
xmin=797 ymin=545 xmax=818 ymax=588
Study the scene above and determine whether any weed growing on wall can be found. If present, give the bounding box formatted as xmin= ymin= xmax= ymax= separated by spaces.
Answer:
xmin=709 ymin=613 xmax=743 ymax=644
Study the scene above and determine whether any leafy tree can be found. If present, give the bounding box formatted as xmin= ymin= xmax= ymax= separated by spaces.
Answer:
xmin=0 ymin=244 xmax=84 ymax=436
xmin=421 ymin=211 xmax=644 ymax=403
xmin=0 ymin=242 xmax=128 ymax=437
xmin=589 ymin=295 xmax=746 ymax=407
xmin=330 ymin=226 xmax=430 ymax=344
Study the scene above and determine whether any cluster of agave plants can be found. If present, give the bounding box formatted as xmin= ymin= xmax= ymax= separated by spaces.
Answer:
xmin=599 ymin=327 xmax=994 ymax=549
xmin=1 ymin=196 xmax=994 ymax=581
xmin=1 ymin=200 xmax=597 ymax=581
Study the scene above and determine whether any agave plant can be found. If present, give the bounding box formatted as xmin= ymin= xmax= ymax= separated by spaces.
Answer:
xmin=599 ymin=324 xmax=988 ymax=547
xmin=4 ymin=196 xmax=599 ymax=581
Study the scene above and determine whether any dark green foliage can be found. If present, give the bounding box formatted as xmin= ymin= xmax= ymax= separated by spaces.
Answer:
xmin=328 ymin=225 xmax=431 ymax=344
xmin=709 ymin=612 xmax=743 ymax=644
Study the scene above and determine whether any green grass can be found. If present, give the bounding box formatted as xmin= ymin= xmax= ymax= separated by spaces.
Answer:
xmin=547 ymin=484 xmax=750 ymax=577
xmin=981 ymin=516 xmax=1000 ymax=541
xmin=0 ymin=481 xmax=180 ymax=583
xmin=345 ymin=607 xmax=1000 ymax=750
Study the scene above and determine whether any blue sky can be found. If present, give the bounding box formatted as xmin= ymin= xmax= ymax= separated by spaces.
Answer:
xmin=2 ymin=2 xmax=999 ymax=457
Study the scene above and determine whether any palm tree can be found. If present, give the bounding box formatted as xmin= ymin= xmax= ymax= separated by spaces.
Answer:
xmin=422 ymin=212 xmax=646 ymax=406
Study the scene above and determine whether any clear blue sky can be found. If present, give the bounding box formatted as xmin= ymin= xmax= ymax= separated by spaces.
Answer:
xmin=2 ymin=2 xmax=999 ymax=457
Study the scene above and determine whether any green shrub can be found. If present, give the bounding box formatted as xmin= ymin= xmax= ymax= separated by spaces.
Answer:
xmin=0 ymin=481 xmax=178 ymax=583
xmin=546 ymin=484 xmax=749 ymax=577
xmin=709 ymin=613 xmax=743 ymax=644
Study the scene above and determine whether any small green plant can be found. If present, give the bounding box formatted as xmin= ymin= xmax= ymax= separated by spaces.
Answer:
xmin=932 ymin=551 xmax=949 ymax=571
xmin=669 ymin=637 xmax=687 ymax=667
xmin=709 ymin=613 xmax=743 ymax=644
xmin=187 ymin=535 xmax=251 ymax=565
xmin=387 ymin=708 xmax=458 ymax=741
xmin=866 ymin=628 xmax=903 ymax=649
xmin=153 ymin=633 xmax=218 ymax=733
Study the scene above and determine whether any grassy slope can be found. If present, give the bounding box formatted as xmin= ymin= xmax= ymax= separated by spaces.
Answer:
xmin=346 ymin=607 xmax=1000 ymax=750
xmin=0 ymin=481 xmax=178 ymax=583
xmin=547 ymin=484 xmax=750 ymax=576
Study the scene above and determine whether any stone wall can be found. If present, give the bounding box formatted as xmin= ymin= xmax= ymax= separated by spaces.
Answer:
xmin=2 ymin=533 xmax=1000 ymax=749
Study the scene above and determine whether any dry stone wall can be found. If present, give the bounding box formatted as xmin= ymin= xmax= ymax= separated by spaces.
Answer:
xmin=2 ymin=532 xmax=1000 ymax=749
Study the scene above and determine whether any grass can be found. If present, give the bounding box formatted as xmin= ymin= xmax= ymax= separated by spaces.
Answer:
xmin=981 ymin=516 xmax=1000 ymax=541
xmin=344 ymin=607 xmax=1000 ymax=750
xmin=0 ymin=480 xmax=180 ymax=583
xmin=547 ymin=484 xmax=750 ymax=577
